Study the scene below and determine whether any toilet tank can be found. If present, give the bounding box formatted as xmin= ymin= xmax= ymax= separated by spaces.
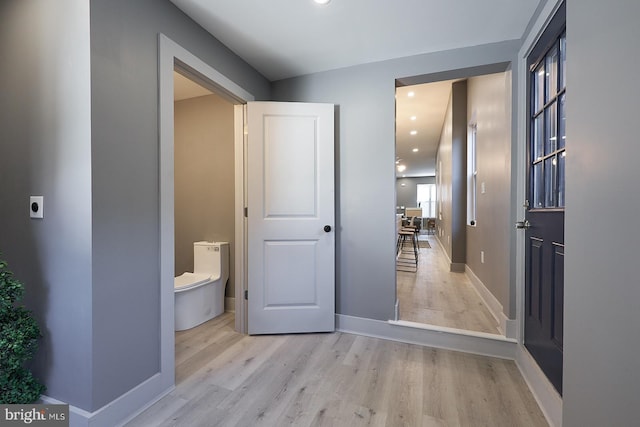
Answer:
xmin=193 ymin=241 xmax=228 ymax=278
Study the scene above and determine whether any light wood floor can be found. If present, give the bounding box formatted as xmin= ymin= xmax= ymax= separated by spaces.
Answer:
xmin=126 ymin=312 xmax=548 ymax=427
xmin=397 ymin=234 xmax=501 ymax=335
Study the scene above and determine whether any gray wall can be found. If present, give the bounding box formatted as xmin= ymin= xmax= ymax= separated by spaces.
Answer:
xmin=174 ymin=94 xmax=236 ymax=298
xmin=396 ymin=176 xmax=435 ymax=214
xmin=0 ymin=0 xmax=93 ymax=410
xmin=465 ymin=72 xmax=512 ymax=315
xmin=436 ymin=92 xmax=454 ymax=257
xmin=435 ymin=81 xmax=467 ymax=269
xmin=6 ymin=0 xmax=640 ymax=422
xmin=272 ymin=40 xmax=520 ymax=321
xmin=95 ymin=0 xmax=268 ymax=412
xmin=1 ymin=0 xmax=267 ymax=412
xmin=450 ymin=81 xmax=468 ymax=267
xmin=563 ymin=1 xmax=640 ymax=425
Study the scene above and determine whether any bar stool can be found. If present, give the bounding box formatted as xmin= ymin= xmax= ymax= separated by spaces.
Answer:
xmin=396 ymin=228 xmax=418 ymax=271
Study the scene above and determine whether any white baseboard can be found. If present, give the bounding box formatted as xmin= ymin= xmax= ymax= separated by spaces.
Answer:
xmin=435 ymin=236 xmax=449 ymax=262
xmin=336 ymin=314 xmax=517 ymax=360
xmin=465 ymin=266 xmax=517 ymax=339
xmin=225 ymin=297 xmax=235 ymax=313
xmin=40 ymin=373 xmax=174 ymax=427
xmin=434 ymin=237 xmax=463 ymax=272
xmin=39 ymin=395 xmax=92 ymax=427
xmin=515 ymin=345 xmax=562 ymax=427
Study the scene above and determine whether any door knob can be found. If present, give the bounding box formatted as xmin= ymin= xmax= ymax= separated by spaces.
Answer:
xmin=324 ymin=225 xmax=332 ymax=232
xmin=515 ymin=219 xmax=531 ymax=230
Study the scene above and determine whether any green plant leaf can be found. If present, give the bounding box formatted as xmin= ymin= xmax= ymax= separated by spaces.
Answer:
xmin=0 ymin=256 xmax=45 ymax=403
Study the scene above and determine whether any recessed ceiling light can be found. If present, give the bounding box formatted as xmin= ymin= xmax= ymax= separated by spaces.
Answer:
xmin=410 ymin=130 xmax=418 ymax=135
xmin=412 ymin=148 xmax=419 ymax=152
xmin=397 ymin=165 xmax=406 ymax=172
xmin=408 ymin=91 xmax=415 ymax=97
xmin=313 ymin=0 xmax=331 ymax=4
xmin=410 ymin=116 xmax=417 ymax=121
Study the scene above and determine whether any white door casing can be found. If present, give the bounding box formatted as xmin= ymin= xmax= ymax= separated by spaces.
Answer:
xmin=247 ymin=101 xmax=335 ymax=334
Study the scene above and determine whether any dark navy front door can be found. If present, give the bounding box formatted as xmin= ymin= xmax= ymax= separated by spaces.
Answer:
xmin=524 ymin=3 xmax=566 ymax=395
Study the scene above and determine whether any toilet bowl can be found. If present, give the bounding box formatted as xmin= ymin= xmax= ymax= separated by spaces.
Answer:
xmin=174 ymin=241 xmax=229 ymax=331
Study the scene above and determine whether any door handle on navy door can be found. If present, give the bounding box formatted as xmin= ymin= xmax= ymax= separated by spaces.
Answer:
xmin=515 ymin=219 xmax=531 ymax=229
xmin=324 ymin=225 xmax=332 ymax=232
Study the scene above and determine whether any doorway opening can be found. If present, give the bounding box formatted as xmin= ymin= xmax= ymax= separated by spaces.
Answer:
xmin=159 ymin=34 xmax=254 ymax=390
xmin=172 ymin=71 xmax=237 ymax=382
xmin=394 ymin=64 xmax=516 ymax=338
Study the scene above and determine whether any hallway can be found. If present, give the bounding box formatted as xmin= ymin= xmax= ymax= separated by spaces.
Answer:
xmin=397 ymin=233 xmax=501 ymax=335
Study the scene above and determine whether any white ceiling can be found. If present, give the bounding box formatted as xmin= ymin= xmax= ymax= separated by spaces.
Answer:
xmin=170 ymin=0 xmax=539 ymax=82
xmin=396 ymin=80 xmax=457 ymax=177
xmin=170 ymin=0 xmax=540 ymax=177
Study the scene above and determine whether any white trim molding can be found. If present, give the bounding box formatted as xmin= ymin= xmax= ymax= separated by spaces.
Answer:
xmin=40 ymin=374 xmax=173 ymax=427
xmin=336 ymin=314 xmax=517 ymax=360
xmin=225 ymin=297 xmax=236 ymax=313
xmin=466 ymin=265 xmax=517 ymax=339
xmin=516 ymin=345 xmax=563 ymax=427
xmin=434 ymin=236 xmax=465 ymax=272
xmin=233 ymin=104 xmax=248 ymax=334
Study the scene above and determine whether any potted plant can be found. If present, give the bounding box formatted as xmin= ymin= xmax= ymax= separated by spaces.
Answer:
xmin=0 ymin=257 xmax=46 ymax=403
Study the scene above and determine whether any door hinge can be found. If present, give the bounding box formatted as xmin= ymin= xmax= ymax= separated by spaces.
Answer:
xmin=244 ymin=290 xmax=248 ymax=300
xmin=244 ymin=207 xmax=248 ymax=217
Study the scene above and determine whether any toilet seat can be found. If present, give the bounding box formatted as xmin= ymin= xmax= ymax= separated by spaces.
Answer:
xmin=174 ymin=272 xmax=211 ymax=292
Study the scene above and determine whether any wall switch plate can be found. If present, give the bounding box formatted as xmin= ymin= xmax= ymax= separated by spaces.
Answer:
xmin=481 ymin=251 xmax=485 ymax=264
xmin=30 ymin=196 xmax=43 ymax=219
xmin=481 ymin=182 xmax=486 ymax=194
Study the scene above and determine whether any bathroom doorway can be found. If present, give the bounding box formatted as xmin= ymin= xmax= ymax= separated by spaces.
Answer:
xmin=159 ymin=35 xmax=254 ymax=389
xmin=172 ymin=70 xmax=239 ymax=381
xmin=173 ymin=72 xmax=236 ymax=311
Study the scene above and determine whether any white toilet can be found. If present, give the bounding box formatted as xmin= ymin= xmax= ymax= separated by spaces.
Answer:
xmin=174 ymin=241 xmax=229 ymax=331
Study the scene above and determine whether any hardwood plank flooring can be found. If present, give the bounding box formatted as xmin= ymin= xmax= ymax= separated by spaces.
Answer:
xmin=397 ymin=233 xmax=501 ymax=334
xmin=125 ymin=313 xmax=548 ymax=427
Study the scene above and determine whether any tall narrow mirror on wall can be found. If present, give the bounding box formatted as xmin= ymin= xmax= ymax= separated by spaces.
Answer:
xmin=394 ymin=69 xmax=513 ymax=337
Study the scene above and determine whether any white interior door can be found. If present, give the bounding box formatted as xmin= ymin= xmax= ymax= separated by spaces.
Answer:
xmin=247 ymin=101 xmax=335 ymax=335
